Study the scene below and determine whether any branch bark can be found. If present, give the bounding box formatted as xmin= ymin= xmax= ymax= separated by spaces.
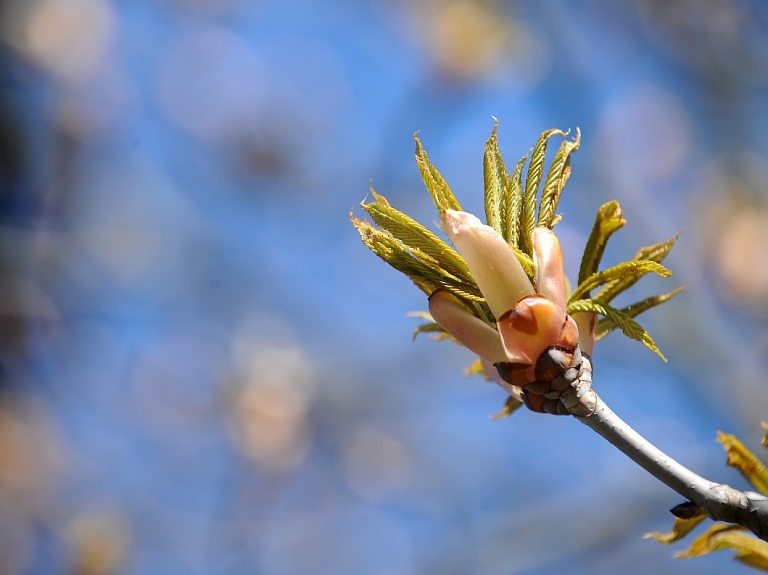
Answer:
xmin=577 ymin=394 xmax=768 ymax=541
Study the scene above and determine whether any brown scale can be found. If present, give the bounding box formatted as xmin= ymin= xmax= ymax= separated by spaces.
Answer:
xmin=495 ymin=347 xmax=596 ymax=417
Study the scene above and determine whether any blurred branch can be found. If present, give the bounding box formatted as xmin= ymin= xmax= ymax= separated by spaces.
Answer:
xmin=577 ymin=395 xmax=768 ymax=541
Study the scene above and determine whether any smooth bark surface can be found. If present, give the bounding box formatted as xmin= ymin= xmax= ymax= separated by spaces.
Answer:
xmin=577 ymin=395 xmax=768 ymax=541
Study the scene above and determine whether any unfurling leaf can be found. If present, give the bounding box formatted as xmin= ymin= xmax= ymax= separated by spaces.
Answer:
xmin=675 ymin=524 xmax=768 ymax=571
xmin=521 ymin=129 xmax=566 ymax=254
xmin=350 ymin=213 xmax=485 ymax=305
xmin=635 ymin=232 xmax=682 ymax=263
xmin=568 ymin=298 xmax=666 ymax=361
xmin=538 ymin=129 xmax=581 ymax=229
xmin=510 ymin=244 xmax=536 ymax=278
xmin=717 ymin=432 xmax=768 ymax=496
xmin=577 ymin=200 xmax=626 ymax=285
xmin=595 ymin=287 xmax=686 ymax=340
xmin=569 ymin=260 xmax=672 ymax=303
xmin=644 ymin=515 xmax=708 ymax=544
xmin=414 ymin=134 xmax=463 ymax=213
xmin=594 ymin=232 xmax=681 ymax=304
xmin=361 ymin=189 xmax=474 ymax=285
xmin=484 ymin=120 xmax=507 ymax=235
xmin=505 ymin=150 xmax=528 ymax=247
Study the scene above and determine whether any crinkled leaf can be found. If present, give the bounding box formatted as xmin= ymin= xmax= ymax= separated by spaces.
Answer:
xmin=570 ymin=260 xmax=672 ymax=303
xmin=718 ymin=431 xmax=768 ymax=496
xmin=521 ymin=129 xmax=566 ymax=254
xmin=361 ymin=190 xmax=474 ymax=285
xmin=644 ymin=515 xmax=708 ymax=544
xmin=511 ymin=245 xmax=536 ymax=278
xmin=351 ymin=213 xmax=485 ymax=305
xmin=352 ymin=214 xmax=433 ymax=295
xmin=594 ymin=232 xmax=681 ymax=304
xmin=399 ymin=257 xmax=483 ymax=304
xmin=636 ymin=231 xmax=682 ymax=263
xmin=675 ymin=524 xmax=768 ymax=571
xmin=491 ymin=396 xmax=524 ymax=420
xmin=483 ymin=120 xmax=507 ymax=235
xmin=505 ymin=150 xmax=528 ymax=248
xmin=538 ymin=129 xmax=580 ymax=229
xmin=414 ymin=134 xmax=463 ymax=213
xmin=596 ymin=287 xmax=685 ymax=340
xmin=577 ymin=201 xmax=626 ymax=286
xmin=568 ymin=299 xmax=666 ymax=360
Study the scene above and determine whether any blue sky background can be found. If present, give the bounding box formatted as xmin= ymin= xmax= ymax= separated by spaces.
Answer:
xmin=2 ymin=1 xmax=768 ymax=574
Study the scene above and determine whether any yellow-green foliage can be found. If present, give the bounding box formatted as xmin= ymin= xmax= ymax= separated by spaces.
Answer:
xmin=351 ymin=123 xmax=681 ymax=362
xmin=646 ymin=423 xmax=768 ymax=572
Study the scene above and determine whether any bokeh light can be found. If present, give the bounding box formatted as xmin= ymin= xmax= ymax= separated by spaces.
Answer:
xmin=716 ymin=207 xmax=768 ymax=304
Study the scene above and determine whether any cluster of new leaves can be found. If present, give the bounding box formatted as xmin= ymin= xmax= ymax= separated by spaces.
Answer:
xmin=350 ymin=123 xmax=682 ymax=364
xmin=646 ymin=423 xmax=768 ymax=571
xmin=569 ymin=202 xmax=683 ymax=361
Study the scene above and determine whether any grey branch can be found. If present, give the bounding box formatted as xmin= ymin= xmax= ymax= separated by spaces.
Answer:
xmin=576 ymin=394 xmax=768 ymax=541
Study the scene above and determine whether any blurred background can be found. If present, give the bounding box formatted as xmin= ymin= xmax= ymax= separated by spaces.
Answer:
xmin=1 ymin=0 xmax=768 ymax=573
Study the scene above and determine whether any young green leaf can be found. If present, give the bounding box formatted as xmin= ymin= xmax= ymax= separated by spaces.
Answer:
xmin=595 ymin=287 xmax=686 ymax=340
xmin=414 ymin=134 xmax=463 ymax=213
xmin=577 ymin=200 xmax=626 ymax=286
xmin=352 ymin=214 xmax=432 ymax=293
xmin=538 ymin=129 xmax=581 ymax=228
xmin=521 ymin=129 xmax=566 ymax=253
xmin=351 ymin=213 xmax=483 ymax=304
xmin=483 ymin=120 xmax=508 ymax=235
xmin=636 ymin=232 xmax=682 ymax=263
xmin=568 ymin=298 xmax=666 ymax=360
xmin=594 ymin=232 xmax=681 ymax=304
xmin=505 ymin=150 xmax=529 ymax=248
xmin=569 ymin=260 xmax=671 ymax=303
xmin=510 ymin=244 xmax=536 ymax=278
xmin=361 ymin=190 xmax=474 ymax=285
xmin=718 ymin=431 xmax=768 ymax=496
